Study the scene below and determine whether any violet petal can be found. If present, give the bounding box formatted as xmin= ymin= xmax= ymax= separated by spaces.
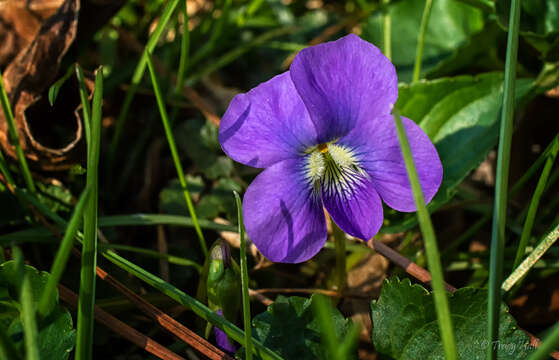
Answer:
xmin=340 ymin=114 xmax=442 ymax=212
xmin=243 ymin=158 xmax=327 ymax=263
xmin=219 ymin=72 xmax=318 ymax=168
xmin=289 ymin=34 xmax=397 ymax=143
xmin=214 ymin=310 xmax=237 ymax=354
xmin=321 ymin=176 xmax=384 ymax=241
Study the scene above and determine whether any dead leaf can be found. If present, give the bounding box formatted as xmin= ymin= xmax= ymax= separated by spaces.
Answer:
xmin=0 ymin=0 xmax=63 ymax=66
xmin=0 ymin=0 xmax=81 ymax=170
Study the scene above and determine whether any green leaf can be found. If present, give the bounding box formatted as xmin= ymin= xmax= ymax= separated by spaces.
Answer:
xmin=362 ymin=0 xmax=484 ymax=81
xmin=0 ymin=261 xmax=75 ymax=360
xmin=382 ymin=73 xmax=534 ymax=233
xmin=251 ymin=295 xmax=352 ymax=360
xmin=370 ymin=277 xmax=534 ymax=359
xmin=48 ymin=66 xmax=74 ymax=106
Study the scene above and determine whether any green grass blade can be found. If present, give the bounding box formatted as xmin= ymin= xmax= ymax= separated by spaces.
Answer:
xmin=512 ymin=136 xmax=558 ymax=270
xmin=100 ymin=248 xmax=284 ymax=360
xmin=382 ymin=0 xmax=391 ymax=60
xmin=98 ymin=213 xmax=237 ymax=232
xmin=145 ymin=54 xmax=207 ymax=256
xmin=412 ymin=0 xmax=433 ymax=83
xmin=0 ymin=148 xmax=15 ymax=188
xmin=175 ymin=0 xmax=190 ymax=94
xmin=38 ymin=186 xmax=91 ymax=317
xmin=0 ymin=71 xmax=35 ymax=193
xmin=234 ymin=191 xmax=253 ymax=360
xmin=392 ymin=109 xmax=457 ymax=360
xmin=527 ymin=321 xmax=559 ymax=360
xmin=75 ymin=64 xmax=92 ymax=150
xmin=502 ymin=223 xmax=559 ymax=291
xmin=109 ymin=0 xmax=181 ymax=164
xmin=487 ymin=0 xmax=522 ymax=355
xmin=98 ymin=243 xmax=202 ymax=272
xmin=13 ymin=247 xmax=40 ymax=360
xmin=75 ymin=69 xmax=103 ymax=360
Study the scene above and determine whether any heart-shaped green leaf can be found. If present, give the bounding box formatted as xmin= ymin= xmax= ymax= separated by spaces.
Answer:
xmin=370 ymin=277 xmax=534 ymax=359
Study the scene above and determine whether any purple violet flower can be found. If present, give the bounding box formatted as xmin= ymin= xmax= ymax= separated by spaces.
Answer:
xmin=219 ymin=34 xmax=443 ymax=263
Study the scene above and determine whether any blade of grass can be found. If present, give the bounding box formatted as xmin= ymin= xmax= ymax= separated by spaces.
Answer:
xmin=487 ymin=0 xmax=521 ymax=355
xmin=0 ymin=71 xmax=35 ymax=192
xmin=75 ymin=64 xmax=92 ymax=149
xmin=146 ymin=54 xmax=207 ymax=256
xmin=12 ymin=247 xmax=40 ymax=360
xmin=527 ymin=321 xmax=559 ymax=360
xmin=412 ymin=0 xmax=433 ymax=83
xmin=175 ymin=0 xmax=190 ymax=95
xmin=98 ymin=243 xmax=202 ymax=272
xmin=234 ymin=191 xmax=253 ymax=360
xmin=75 ymin=68 xmax=103 ymax=360
xmin=38 ymin=186 xmax=91 ymax=317
xmin=0 ymin=149 xmax=15 ymax=189
xmin=109 ymin=0 xmax=181 ymax=165
xmin=512 ymin=136 xmax=558 ymax=270
xmin=392 ymin=108 xmax=457 ymax=359
xmin=502 ymin=223 xmax=559 ymax=291
xmin=100 ymin=248 xmax=284 ymax=360
xmin=98 ymin=213 xmax=236 ymax=232
xmin=382 ymin=0 xmax=391 ymax=60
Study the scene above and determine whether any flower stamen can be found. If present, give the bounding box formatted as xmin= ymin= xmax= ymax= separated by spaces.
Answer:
xmin=305 ymin=143 xmax=368 ymax=199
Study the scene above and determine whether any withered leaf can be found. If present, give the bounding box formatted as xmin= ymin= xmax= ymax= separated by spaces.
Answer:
xmin=0 ymin=0 xmax=81 ymax=171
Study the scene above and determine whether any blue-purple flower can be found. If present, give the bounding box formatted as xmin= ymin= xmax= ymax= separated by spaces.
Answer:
xmin=218 ymin=34 xmax=442 ymax=263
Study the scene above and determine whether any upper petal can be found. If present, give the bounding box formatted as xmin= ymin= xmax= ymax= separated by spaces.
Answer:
xmin=289 ymin=34 xmax=397 ymax=143
xmin=219 ymin=72 xmax=318 ymax=168
xmin=243 ymin=158 xmax=327 ymax=263
xmin=321 ymin=173 xmax=383 ymax=241
xmin=340 ymin=115 xmax=443 ymax=212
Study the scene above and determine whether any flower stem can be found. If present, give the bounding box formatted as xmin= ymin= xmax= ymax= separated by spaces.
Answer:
xmin=332 ymin=220 xmax=347 ymax=292
xmin=487 ymin=0 xmax=521 ymax=355
xmin=412 ymin=0 xmax=433 ymax=83
xmin=392 ymin=108 xmax=457 ymax=360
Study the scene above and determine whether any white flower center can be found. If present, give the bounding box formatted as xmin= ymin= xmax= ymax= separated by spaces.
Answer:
xmin=305 ymin=143 xmax=368 ymax=198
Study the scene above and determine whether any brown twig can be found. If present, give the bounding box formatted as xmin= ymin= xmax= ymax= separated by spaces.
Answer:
xmin=94 ymin=266 xmax=233 ymax=360
xmin=57 ymin=284 xmax=185 ymax=360
xmin=253 ymin=288 xmax=342 ymax=297
xmin=368 ymin=239 xmax=456 ymax=292
xmin=248 ymin=289 xmax=273 ymax=306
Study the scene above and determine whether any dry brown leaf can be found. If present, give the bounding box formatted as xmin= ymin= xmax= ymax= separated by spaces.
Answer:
xmin=0 ymin=0 xmax=63 ymax=66
xmin=0 ymin=0 xmax=81 ymax=170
